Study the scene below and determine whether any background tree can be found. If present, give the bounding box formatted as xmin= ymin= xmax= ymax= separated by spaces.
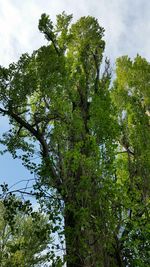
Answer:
xmin=0 ymin=197 xmax=53 ymax=267
xmin=111 ymin=55 xmax=150 ymax=267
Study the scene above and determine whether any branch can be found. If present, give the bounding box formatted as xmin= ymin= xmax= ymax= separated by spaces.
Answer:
xmin=117 ymin=149 xmax=134 ymax=156
xmin=44 ymin=31 xmax=60 ymax=56
xmin=92 ymin=49 xmax=100 ymax=94
xmin=8 ymin=178 xmax=36 ymax=191
xmin=1 ymin=107 xmax=50 ymax=157
xmin=0 ymin=107 xmax=62 ymax=190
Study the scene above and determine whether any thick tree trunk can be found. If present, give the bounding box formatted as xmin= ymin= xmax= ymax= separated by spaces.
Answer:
xmin=64 ymin=205 xmax=124 ymax=267
xmin=64 ymin=208 xmax=84 ymax=267
xmin=64 ymin=198 xmax=102 ymax=267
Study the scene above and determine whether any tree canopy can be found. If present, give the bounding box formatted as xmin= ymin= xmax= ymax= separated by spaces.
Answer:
xmin=0 ymin=198 xmax=52 ymax=267
xmin=0 ymin=12 xmax=149 ymax=267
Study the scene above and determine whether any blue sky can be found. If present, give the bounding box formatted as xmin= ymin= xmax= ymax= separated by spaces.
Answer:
xmin=0 ymin=0 xmax=149 ymax=195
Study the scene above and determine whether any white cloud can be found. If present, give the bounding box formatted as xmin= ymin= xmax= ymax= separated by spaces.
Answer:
xmin=0 ymin=0 xmax=150 ymax=67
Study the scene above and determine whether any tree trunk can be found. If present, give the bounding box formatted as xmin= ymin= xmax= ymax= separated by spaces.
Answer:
xmin=64 ymin=204 xmax=125 ymax=267
xmin=64 ymin=208 xmax=84 ymax=267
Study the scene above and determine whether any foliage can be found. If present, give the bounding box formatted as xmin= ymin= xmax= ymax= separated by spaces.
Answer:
xmin=111 ymin=55 xmax=150 ymax=266
xmin=0 ymin=13 xmax=149 ymax=267
xmin=0 ymin=198 xmax=53 ymax=267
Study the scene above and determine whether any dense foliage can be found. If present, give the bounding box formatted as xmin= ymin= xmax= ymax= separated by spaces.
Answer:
xmin=0 ymin=12 xmax=149 ymax=266
xmin=0 ymin=198 xmax=52 ymax=267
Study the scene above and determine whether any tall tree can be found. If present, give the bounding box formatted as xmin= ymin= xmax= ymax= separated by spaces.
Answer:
xmin=0 ymin=13 xmax=149 ymax=266
xmin=112 ymin=55 xmax=150 ymax=267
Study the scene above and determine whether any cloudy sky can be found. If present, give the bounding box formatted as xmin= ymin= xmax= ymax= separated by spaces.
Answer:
xmin=0 ymin=0 xmax=149 ymax=193
xmin=0 ymin=0 xmax=150 ymax=67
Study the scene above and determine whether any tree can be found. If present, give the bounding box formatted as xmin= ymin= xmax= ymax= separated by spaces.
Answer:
xmin=111 ymin=55 xmax=150 ymax=266
xmin=0 ymin=198 xmax=52 ymax=267
xmin=0 ymin=13 xmax=149 ymax=266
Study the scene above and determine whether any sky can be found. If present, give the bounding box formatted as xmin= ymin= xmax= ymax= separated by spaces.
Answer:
xmin=0 ymin=0 xmax=150 ymax=195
